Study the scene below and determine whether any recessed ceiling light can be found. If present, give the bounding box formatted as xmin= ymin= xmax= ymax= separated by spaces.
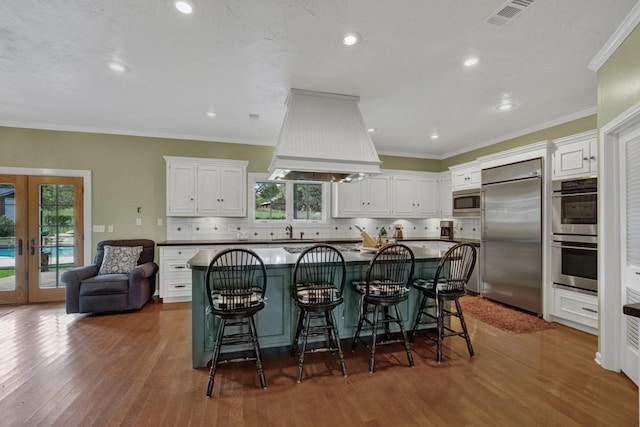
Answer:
xmin=342 ymin=32 xmax=361 ymax=46
xmin=175 ymin=1 xmax=193 ymax=14
xmin=464 ymin=56 xmax=479 ymax=67
xmin=108 ymin=61 xmax=128 ymax=73
xmin=367 ymin=128 xmax=377 ymax=133
xmin=430 ymin=131 xmax=439 ymax=140
xmin=206 ymin=111 xmax=216 ymax=118
xmin=496 ymin=101 xmax=516 ymax=111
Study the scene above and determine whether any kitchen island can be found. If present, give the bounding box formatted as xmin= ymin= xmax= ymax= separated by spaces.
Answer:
xmin=187 ymin=245 xmax=445 ymax=368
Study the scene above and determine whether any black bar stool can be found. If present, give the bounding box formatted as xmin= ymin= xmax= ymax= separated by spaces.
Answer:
xmin=291 ymin=244 xmax=348 ymax=383
xmin=411 ymin=242 xmax=477 ymax=363
xmin=204 ymin=248 xmax=267 ymax=397
xmin=351 ymin=243 xmax=415 ymax=373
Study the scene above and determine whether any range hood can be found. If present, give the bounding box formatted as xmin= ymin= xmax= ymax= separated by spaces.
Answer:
xmin=268 ymin=89 xmax=381 ymax=182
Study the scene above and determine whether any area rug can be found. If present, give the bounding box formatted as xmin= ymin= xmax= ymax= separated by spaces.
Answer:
xmin=459 ymin=295 xmax=556 ymax=334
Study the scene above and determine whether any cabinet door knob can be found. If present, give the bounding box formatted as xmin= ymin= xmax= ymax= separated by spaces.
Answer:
xmin=590 ymin=156 xmax=596 ymax=160
xmin=190 ymin=198 xmax=194 ymax=201
xmin=583 ymin=157 xmax=589 ymax=161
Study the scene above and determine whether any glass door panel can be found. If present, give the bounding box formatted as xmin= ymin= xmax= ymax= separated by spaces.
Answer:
xmin=0 ymin=175 xmax=27 ymax=304
xmin=28 ymin=176 xmax=84 ymax=303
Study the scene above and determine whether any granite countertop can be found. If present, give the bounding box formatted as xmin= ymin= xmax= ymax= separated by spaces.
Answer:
xmin=158 ymin=237 xmax=480 ymax=246
xmin=187 ymin=245 xmax=446 ymax=270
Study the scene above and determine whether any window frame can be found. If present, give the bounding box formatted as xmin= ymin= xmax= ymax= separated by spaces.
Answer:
xmin=249 ymin=173 xmax=329 ymax=225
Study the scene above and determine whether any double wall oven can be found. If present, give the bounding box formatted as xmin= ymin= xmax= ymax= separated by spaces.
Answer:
xmin=551 ymin=177 xmax=598 ymax=294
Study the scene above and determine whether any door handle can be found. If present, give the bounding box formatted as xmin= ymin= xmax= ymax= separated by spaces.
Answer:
xmin=16 ymin=239 xmax=23 ymax=256
xmin=30 ymin=239 xmax=35 ymax=256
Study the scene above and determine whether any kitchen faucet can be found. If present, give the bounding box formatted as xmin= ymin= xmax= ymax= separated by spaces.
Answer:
xmin=285 ymin=224 xmax=293 ymax=239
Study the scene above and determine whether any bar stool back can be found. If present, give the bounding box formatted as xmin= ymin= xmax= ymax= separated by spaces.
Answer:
xmin=351 ymin=243 xmax=415 ymax=373
xmin=410 ymin=242 xmax=477 ymax=363
xmin=204 ymin=248 xmax=267 ymax=397
xmin=291 ymin=244 xmax=348 ymax=382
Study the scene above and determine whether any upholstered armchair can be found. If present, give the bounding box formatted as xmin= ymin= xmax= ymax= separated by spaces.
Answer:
xmin=62 ymin=239 xmax=158 ymax=314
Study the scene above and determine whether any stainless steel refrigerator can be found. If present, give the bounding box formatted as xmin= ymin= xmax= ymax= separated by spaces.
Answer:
xmin=481 ymin=158 xmax=542 ymax=315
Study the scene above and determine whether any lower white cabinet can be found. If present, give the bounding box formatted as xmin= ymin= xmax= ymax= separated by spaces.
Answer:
xmin=159 ymin=244 xmax=267 ymax=303
xmin=160 ymin=247 xmax=200 ymax=303
xmin=552 ymin=286 xmax=598 ymax=331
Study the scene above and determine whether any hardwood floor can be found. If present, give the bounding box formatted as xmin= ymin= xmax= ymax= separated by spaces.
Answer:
xmin=0 ymin=299 xmax=636 ymax=426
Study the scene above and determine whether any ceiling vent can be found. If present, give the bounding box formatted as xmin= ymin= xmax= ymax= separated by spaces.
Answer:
xmin=485 ymin=0 xmax=536 ymax=27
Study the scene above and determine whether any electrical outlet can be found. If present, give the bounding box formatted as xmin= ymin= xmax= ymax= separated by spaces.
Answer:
xmin=107 ymin=225 xmax=114 ymax=233
xmin=136 ymin=218 xmax=142 ymax=226
xmin=92 ymin=225 xmax=105 ymax=233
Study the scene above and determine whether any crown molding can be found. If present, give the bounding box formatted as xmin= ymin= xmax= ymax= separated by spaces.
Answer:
xmin=589 ymin=1 xmax=640 ymax=71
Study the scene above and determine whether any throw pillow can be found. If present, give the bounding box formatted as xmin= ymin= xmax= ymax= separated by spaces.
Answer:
xmin=98 ymin=245 xmax=143 ymax=275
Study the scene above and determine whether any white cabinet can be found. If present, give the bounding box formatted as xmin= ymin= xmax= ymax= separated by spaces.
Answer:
xmin=332 ymin=175 xmax=391 ymax=218
xmin=436 ymin=172 xmax=452 ymax=217
xmin=159 ymin=246 xmax=200 ymax=303
xmin=391 ymin=174 xmax=437 ymax=217
xmin=551 ymin=286 xmax=598 ymax=332
xmin=552 ymin=131 xmax=597 ymax=179
xmin=165 ymin=156 xmax=248 ymax=217
xmin=159 ymin=244 xmax=266 ymax=303
xmin=450 ymin=162 xmax=481 ymax=190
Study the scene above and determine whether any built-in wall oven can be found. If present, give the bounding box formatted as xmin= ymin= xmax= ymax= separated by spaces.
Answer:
xmin=551 ymin=234 xmax=597 ymax=293
xmin=551 ymin=177 xmax=598 ymax=294
xmin=551 ymin=177 xmax=597 ymax=235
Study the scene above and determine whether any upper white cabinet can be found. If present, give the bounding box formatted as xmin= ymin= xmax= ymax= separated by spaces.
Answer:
xmin=332 ymin=174 xmax=391 ymax=218
xmin=392 ymin=174 xmax=437 ymax=217
xmin=552 ymin=131 xmax=597 ymax=179
xmin=165 ymin=156 xmax=248 ymax=217
xmin=436 ymin=172 xmax=452 ymax=217
xmin=450 ymin=161 xmax=481 ymax=190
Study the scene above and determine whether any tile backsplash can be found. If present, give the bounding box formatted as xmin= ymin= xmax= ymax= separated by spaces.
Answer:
xmin=167 ymin=216 xmax=481 ymax=241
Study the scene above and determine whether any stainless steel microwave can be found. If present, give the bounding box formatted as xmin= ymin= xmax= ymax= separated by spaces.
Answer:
xmin=452 ymin=189 xmax=481 ymax=217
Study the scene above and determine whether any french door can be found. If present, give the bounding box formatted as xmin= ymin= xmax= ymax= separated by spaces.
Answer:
xmin=0 ymin=175 xmax=83 ymax=304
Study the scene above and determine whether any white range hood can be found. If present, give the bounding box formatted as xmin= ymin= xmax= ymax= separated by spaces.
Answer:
xmin=268 ymin=89 xmax=381 ymax=182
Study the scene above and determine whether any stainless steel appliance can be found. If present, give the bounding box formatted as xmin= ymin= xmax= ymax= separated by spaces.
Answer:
xmin=552 ymin=177 xmax=597 ymax=235
xmin=452 ymin=189 xmax=481 ymax=217
xmin=481 ymin=158 xmax=543 ymax=314
xmin=551 ymin=234 xmax=597 ymax=293
xmin=440 ymin=220 xmax=454 ymax=240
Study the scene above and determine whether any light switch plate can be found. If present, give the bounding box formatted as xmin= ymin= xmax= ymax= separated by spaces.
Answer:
xmin=92 ymin=225 xmax=105 ymax=233
xmin=157 ymin=218 xmax=163 ymax=226
xmin=107 ymin=225 xmax=114 ymax=233
xmin=136 ymin=218 xmax=142 ymax=226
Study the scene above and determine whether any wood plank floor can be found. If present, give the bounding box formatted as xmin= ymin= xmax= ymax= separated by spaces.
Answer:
xmin=0 ymin=299 xmax=636 ymax=426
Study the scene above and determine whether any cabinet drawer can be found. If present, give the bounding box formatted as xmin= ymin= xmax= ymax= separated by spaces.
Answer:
xmin=162 ymin=259 xmax=193 ymax=275
xmin=164 ymin=281 xmax=192 ymax=297
xmin=161 ymin=248 xmax=198 ymax=259
xmin=553 ymin=287 xmax=598 ymax=329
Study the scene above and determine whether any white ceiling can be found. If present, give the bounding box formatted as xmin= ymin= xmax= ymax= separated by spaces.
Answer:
xmin=0 ymin=0 xmax=636 ymax=159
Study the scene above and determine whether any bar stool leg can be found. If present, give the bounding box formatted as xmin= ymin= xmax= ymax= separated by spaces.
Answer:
xmin=369 ymin=305 xmax=380 ymax=373
xmin=411 ymin=293 xmax=427 ymax=342
xmin=297 ymin=311 xmax=312 ymax=383
xmin=248 ymin=316 xmax=267 ymax=389
xmin=291 ymin=308 xmax=304 ymax=357
xmin=436 ymin=297 xmax=444 ymax=363
xmin=395 ymin=305 xmax=414 ymax=367
xmin=328 ymin=310 xmax=348 ymax=378
xmin=455 ymin=298 xmax=474 ymax=357
xmin=352 ymin=301 xmax=368 ymax=351
xmin=207 ymin=317 xmax=226 ymax=397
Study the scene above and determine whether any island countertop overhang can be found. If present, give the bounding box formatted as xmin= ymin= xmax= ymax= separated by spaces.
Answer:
xmin=187 ymin=245 xmax=445 ymax=270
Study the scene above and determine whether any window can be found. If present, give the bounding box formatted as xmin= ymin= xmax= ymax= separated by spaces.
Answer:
xmin=250 ymin=174 xmax=327 ymax=223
